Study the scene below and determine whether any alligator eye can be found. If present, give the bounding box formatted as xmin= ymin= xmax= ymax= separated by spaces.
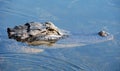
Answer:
xmin=48 ymin=28 xmax=54 ymax=31
xmin=44 ymin=22 xmax=52 ymax=27
xmin=25 ymin=23 xmax=30 ymax=26
xmin=45 ymin=22 xmax=51 ymax=24
xmin=25 ymin=23 xmax=31 ymax=32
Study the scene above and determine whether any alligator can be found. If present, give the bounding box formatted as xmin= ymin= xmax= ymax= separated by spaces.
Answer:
xmin=7 ymin=22 xmax=113 ymax=46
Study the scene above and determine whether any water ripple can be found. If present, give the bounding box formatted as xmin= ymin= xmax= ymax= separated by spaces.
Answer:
xmin=0 ymin=53 xmax=84 ymax=71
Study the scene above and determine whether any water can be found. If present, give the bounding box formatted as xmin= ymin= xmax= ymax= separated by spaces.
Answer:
xmin=0 ymin=0 xmax=120 ymax=71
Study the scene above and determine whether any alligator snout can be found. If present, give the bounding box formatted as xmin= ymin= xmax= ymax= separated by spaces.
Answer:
xmin=7 ymin=28 xmax=15 ymax=38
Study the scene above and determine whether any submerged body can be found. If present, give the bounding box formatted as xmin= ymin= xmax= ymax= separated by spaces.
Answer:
xmin=7 ymin=22 xmax=113 ymax=46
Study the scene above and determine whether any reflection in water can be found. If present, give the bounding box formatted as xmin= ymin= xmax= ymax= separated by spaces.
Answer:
xmin=0 ymin=53 xmax=84 ymax=71
xmin=7 ymin=45 xmax=44 ymax=54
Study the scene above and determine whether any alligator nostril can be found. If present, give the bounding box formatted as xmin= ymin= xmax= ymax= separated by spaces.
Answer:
xmin=7 ymin=28 xmax=12 ymax=35
xmin=7 ymin=28 xmax=11 ymax=32
xmin=7 ymin=28 xmax=13 ymax=39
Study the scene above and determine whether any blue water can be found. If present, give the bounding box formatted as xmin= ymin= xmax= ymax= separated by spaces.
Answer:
xmin=0 ymin=0 xmax=120 ymax=71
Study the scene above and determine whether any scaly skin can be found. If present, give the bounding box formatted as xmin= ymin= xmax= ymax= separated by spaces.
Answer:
xmin=7 ymin=22 xmax=69 ymax=45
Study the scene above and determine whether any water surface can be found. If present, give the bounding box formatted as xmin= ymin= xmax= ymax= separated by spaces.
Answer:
xmin=0 ymin=0 xmax=120 ymax=71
